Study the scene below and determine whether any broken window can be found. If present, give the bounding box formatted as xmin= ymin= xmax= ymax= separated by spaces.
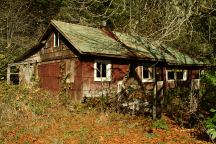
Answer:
xmin=10 ymin=66 xmax=19 ymax=84
xmin=166 ymin=70 xmax=187 ymax=81
xmin=176 ymin=71 xmax=184 ymax=80
xmin=142 ymin=66 xmax=154 ymax=82
xmin=43 ymin=36 xmax=51 ymax=54
xmin=143 ymin=68 xmax=149 ymax=79
xmin=167 ymin=71 xmax=175 ymax=80
xmin=94 ymin=60 xmax=111 ymax=81
xmin=192 ymin=70 xmax=200 ymax=79
xmin=96 ymin=63 xmax=107 ymax=78
xmin=45 ymin=39 xmax=51 ymax=49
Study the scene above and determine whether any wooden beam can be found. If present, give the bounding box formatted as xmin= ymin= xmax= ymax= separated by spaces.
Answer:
xmin=153 ymin=66 xmax=157 ymax=120
xmin=8 ymin=60 xmax=36 ymax=67
xmin=9 ymin=73 xmax=19 ymax=75
xmin=7 ymin=65 xmax=10 ymax=84
xmin=156 ymin=67 xmax=166 ymax=119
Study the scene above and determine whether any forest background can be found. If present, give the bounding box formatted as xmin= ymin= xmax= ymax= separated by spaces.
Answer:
xmin=1 ymin=0 xmax=216 ymax=142
xmin=1 ymin=0 xmax=216 ymax=78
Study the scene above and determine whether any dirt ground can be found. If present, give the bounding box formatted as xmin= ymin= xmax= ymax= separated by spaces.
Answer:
xmin=0 ymin=83 xmax=211 ymax=144
xmin=2 ymin=106 xmax=211 ymax=144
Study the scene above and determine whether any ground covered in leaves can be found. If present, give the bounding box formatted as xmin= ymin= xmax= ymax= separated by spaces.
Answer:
xmin=0 ymin=83 xmax=212 ymax=144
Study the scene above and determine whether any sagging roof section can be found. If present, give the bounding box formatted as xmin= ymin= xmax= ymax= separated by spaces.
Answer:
xmin=113 ymin=32 xmax=204 ymax=65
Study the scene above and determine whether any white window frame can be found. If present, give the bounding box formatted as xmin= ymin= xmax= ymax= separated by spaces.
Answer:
xmin=142 ymin=66 xmax=154 ymax=82
xmin=53 ymin=32 xmax=60 ymax=47
xmin=166 ymin=70 xmax=175 ymax=81
xmin=166 ymin=70 xmax=187 ymax=81
xmin=94 ymin=60 xmax=111 ymax=81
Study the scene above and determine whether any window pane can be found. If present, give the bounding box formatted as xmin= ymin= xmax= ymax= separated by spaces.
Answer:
xmin=101 ymin=63 xmax=107 ymax=77
xmin=192 ymin=70 xmax=200 ymax=79
xmin=143 ymin=68 xmax=149 ymax=79
xmin=176 ymin=72 xmax=183 ymax=80
xmin=55 ymin=33 xmax=58 ymax=47
xmin=168 ymin=71 xmax=174 ymax=80
xmin=54 ymin=33 xmax=56 ymax=47
xmin=54 ymin=33 xmax=59 ymax=47
xmin=96 ymin=63 xmax=101 ymax=77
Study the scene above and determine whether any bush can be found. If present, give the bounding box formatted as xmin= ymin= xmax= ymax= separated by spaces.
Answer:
xmin=152 ymin=119 xmax=169 ymax=130
xmin=0 ymin=82 xmax=58 ymax=116
xmin=200 ymin=71 xmax=216 ymax=110
xmin=163 ymin=86 xmax=191 ymax=126
xmin=205 ymin=109 xmax=216 ymax=140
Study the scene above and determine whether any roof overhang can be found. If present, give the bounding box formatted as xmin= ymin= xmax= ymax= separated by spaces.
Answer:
xmin=14 ymin=20 xmax=212 ymax=68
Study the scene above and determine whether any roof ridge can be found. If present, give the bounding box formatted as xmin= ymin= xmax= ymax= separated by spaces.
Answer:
xmin=51 ymin=19 xmax=100 ymax=31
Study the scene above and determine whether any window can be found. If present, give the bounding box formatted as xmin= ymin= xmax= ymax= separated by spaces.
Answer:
xmin=192 ymin=70 xmax=200 ymax=79
xmin=43 ymin=37 xmax=51 ymax=54
xmin=53 ymin=32 xmax=60 ymax=47
xmin=167 ymin=71 xmax=175 ymax=80
xmin=94 ymin=60 xmax=111 ymax=81
xmin=142 ymin=66 xmax=154 ymax=82
xmin=45 ymin=38 xmax=51 ymax=49
xmin=176 ymin=71 xmax=184 ymax=80
xmin=166 ymin=70 xmax=187 ymax=81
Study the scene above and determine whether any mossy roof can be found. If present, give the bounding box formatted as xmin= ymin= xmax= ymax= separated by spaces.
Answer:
xmin=21 ymin=20 xmax=207 ymax=66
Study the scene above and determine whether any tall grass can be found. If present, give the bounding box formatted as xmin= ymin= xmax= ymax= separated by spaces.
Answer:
xmin=0 ymin=82 xmax=59 ymax=143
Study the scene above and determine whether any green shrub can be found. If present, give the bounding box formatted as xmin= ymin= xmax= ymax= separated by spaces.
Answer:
xmin=205 ymin=109 xmax=216 ymax=140
xmin=0 ymin=82 xmax=57 ymax=116
xmin=200 ymin=71 xmax=216 ymax=110
xmin=152 ymin=119 xmax=169 ymax=130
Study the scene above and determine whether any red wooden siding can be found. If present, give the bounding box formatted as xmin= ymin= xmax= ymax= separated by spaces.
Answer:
xmin=38 ymin=62 xmax=60 ymax=91
xmin=112 ymin=64 xmax=128 ymax=81
xmin=79 ymin=61 xmax=131 ymax=98
xmin=69 ymin=60 xmax=83 ymax=100
xmin=34 ymin=30 xmax=201 ymax=100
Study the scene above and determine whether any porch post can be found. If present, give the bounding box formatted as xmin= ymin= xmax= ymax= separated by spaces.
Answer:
xmin=153 ymin=66 xmax=157 ymax=120
xmin=156 ymin=67 xmax=166 ymax=119
xmin=7 ymin=64 xmax=11 ymax=84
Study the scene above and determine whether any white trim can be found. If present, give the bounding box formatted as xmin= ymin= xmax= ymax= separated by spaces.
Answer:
xmin=142 ymin=66 xmax=155 ymax=82
xmin=94 ymin=60 xmax=111 ymax=81
xmin=166 ymin=70 xmax=187 ymax=81
xmin=182 ymin=70 xmax=187 ymax=81
xmin=53 ymin=32 xmax=59 ymax=47
xmin=166 ymin=70 xmax=175 ymax=81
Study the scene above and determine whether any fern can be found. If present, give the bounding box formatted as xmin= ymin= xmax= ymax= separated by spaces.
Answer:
xmin=152 ymin=119 xmax=169 ymax=130
xmin=206 ymin=109 xmax=216 ymax=140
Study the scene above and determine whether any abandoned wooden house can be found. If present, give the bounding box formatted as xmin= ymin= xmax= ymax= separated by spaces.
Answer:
xmin=7 ymin=20 xmax=209 ymax=117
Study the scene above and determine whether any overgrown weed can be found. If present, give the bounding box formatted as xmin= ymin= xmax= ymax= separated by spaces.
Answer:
xmin=0 ymin=82 xmax=212 ymax=143
xmin=152 ymin=119 xmax=169 ymax=130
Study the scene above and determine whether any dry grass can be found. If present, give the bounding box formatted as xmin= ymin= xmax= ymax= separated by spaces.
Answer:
xmin=0 ymin=82 xmax=211 ymax=144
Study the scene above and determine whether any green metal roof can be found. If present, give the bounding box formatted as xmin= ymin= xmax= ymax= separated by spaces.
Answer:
xmin=51 ymin=20 xmax=206 ymax=66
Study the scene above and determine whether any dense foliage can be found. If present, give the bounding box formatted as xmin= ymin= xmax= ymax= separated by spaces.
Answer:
xmin=1 ymin=0 xmax=216 ymax=141
xmin=206 ymin=109 xmax=216 ymax=140
xmin=1 ymin=0 xmax=216 ymax=78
